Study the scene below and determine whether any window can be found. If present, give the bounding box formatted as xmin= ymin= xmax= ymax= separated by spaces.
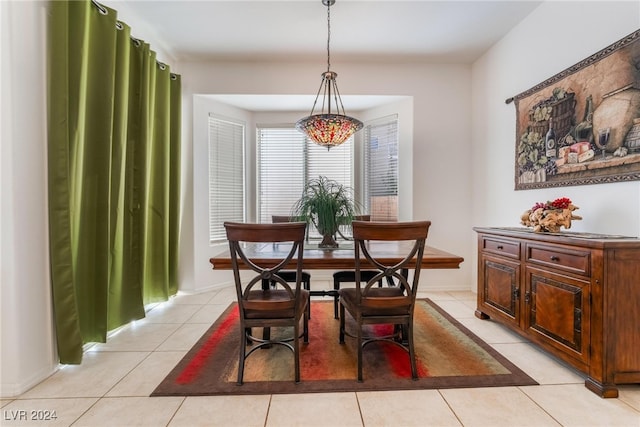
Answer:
xmin=256 ymin=127 xmax=305 ymax=223
xmin=208 ymin=115 xmax=245 ymax=243
xmin=363 ymin=115 xmax=398 ymax=221
xmin=257 ymin=126 xmax=352 ymax=228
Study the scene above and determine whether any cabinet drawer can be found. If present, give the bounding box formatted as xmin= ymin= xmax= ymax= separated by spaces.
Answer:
xmin=482 ymin=237 xmax=520 ymax=259
xmin=526 ymin=244 xmax=590 ymax=276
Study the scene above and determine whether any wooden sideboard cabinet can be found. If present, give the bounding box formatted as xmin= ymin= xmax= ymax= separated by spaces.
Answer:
xmin=473 ymin=227 xmax=640 ymax=398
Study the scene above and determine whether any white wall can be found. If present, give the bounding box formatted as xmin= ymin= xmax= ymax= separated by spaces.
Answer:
xmin=1 ymin=0 xmax=54 ymax=396
xmin=181 ymin=60 xmax=474 ymax=293
xmin=471 ymin=1 xmax=640 ymax=284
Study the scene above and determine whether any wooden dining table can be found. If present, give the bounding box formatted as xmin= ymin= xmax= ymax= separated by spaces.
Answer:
xmin=209 ymin=240 xmax=464 ymax=271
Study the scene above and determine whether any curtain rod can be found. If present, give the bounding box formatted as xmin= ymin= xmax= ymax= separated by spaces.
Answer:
xmin=91 ymin=0 xmax=108 ymax=15
xmin=90 ymin=0 xmax=178 ymax=79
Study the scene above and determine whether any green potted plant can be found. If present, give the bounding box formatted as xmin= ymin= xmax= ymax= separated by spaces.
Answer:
xmin=292 ymin=176 xmax=358 ymax=248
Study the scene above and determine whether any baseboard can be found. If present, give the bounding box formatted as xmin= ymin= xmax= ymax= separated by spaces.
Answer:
xmin=179 ymin=281 xmax=233 ymax=294
xmin=0 ymin=363 xmax=58 ymax=398
xmin=422 ymin=283 xmax=476 ymax=292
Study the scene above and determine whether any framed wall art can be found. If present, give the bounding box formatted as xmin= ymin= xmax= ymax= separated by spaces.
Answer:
xmin=509 ymin=29 xmax=640 ymax=190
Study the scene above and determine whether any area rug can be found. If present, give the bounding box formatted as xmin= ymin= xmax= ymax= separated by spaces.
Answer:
xmin=152 ymin=299 xmax=537 ymax=396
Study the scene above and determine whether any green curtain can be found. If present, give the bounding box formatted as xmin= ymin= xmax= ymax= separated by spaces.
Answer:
xmin=47 ymin=0 xmax=181 ymax=364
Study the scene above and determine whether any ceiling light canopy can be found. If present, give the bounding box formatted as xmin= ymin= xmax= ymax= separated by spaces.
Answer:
xmin=296 ymin=0 xmax=363 ymax=150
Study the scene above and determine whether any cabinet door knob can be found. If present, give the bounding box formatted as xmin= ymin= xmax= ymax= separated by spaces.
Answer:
xmin=497 ymin=245 xmax=504 ymax=250
xmin=550 ymin=256 xmax=560 ymax=261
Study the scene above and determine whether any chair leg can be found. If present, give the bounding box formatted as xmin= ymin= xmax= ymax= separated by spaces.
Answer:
xmin=294 ymin=322 xmax=301 ymax=383
xmin=238 ymin=328 xmax=247 ymax=385
xmin=402 ymin=324 xmax=409 ymax=345
xmin=304 ymin=277 xmax=311 ymax=320
xmin=303 ymin=308 xmax=309 ymax=344
xmin=393 ymin=324 xmax=407 ymax=344
xmin=357 ymin=320 xmax=364 ymax=382
xmin=339 ymin=304 xmax=346 ymax=343
xmin=408 ymin=320 xmax=418 ymax=380
xmin=333 ymin=277 xmax=340 ymax=319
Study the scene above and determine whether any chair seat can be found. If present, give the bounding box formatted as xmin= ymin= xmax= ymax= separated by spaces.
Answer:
xmin=338 ymin=287 xmax=409 ymax=316
xmin=245 ymin=289 xmax=310 ymax=319
xmin=332 ymin=270 xmax=382 ymax=319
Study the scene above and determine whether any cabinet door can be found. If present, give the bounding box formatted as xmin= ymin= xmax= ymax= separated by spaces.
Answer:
xmin=525 ymin=266 xmax=590 ymax=368
xmin=479 ymin=254 xmax=521 ymax=326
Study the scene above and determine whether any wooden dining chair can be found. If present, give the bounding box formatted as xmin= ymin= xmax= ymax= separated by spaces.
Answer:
xmin=225 ymin=221 xmax=310 ymax=385
xmin=338 ymin=220 xmax=431 ymax=381
xmin=332 ymin=215 xmax=382 ymax=319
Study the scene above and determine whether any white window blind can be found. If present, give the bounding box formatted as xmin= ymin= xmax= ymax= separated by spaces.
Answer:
xmin=209 ymin=115 xmax=245 ymax=243
xmin=257 ymin=126 xmax=353 ymax=230
xmin=306 ymin=137 xmax=352 ymax=187
xmin=256 ymin=127 xmax=305 ymax=224
xmin=363 ymin=115 xmax=398 ymax=221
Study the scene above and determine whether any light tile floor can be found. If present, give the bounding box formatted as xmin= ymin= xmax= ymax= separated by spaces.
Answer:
xmin=2 ymin=286 xmax=639 ymax=427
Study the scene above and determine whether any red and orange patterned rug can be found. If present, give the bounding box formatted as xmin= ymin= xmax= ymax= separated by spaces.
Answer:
xmin=152 ymin=299 xmax=537 ymax=396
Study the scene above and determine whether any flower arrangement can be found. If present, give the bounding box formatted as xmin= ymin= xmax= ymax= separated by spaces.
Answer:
xmin=520 ymin=197 xmax=582 ymax=232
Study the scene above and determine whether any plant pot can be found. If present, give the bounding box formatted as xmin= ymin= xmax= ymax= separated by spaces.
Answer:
xmin=319 ymin=233 xmax=338 ymax=249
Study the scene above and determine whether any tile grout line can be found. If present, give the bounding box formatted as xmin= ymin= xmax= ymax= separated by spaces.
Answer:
xmin=517 ymin=386 xmax=565 ymax=427
xmin=163 ymin=396 xmax=187 ymax=427
xmin=354 ymin=392 xmax=366 ymax=427
xmin=436 ymin=389 xmax=465 ymax=426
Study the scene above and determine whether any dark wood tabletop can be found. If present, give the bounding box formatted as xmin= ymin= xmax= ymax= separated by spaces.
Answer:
xmin=209 ymin=241 xmax=464 ymax=270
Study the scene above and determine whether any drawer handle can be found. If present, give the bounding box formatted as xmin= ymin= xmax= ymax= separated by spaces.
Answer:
xmin=496 ymin=245 xmax=504 ymax=250
xmin=550 ymin=256 xmax=560 ymax=261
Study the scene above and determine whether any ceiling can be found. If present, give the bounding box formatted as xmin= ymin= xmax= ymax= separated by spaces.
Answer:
xmin=102 ymin=0 xmax=542 ymax=111
xmin=105 ymin=0 xmax=542 ymax=63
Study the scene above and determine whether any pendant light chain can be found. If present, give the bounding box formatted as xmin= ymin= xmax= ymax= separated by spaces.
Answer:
xmin=326 ymin=1 xmax=331 ymax=72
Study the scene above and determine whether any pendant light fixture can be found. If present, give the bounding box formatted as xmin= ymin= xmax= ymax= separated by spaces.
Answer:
xmin=296 ymin=0 xmax=363 ymax=149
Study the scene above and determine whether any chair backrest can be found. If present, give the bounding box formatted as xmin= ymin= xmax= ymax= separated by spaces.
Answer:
xmin=272 ymin=215 xmax=299 ymax=223
xmin=352 ymin=220 xmax=431 ymax=309
xmin=272 ymin=215 xmax=309 ymax=243
xmin=335 ymin=214 xmax=371 ymax=240
xmin=224 ymin=221 xmax=307 ymax=310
